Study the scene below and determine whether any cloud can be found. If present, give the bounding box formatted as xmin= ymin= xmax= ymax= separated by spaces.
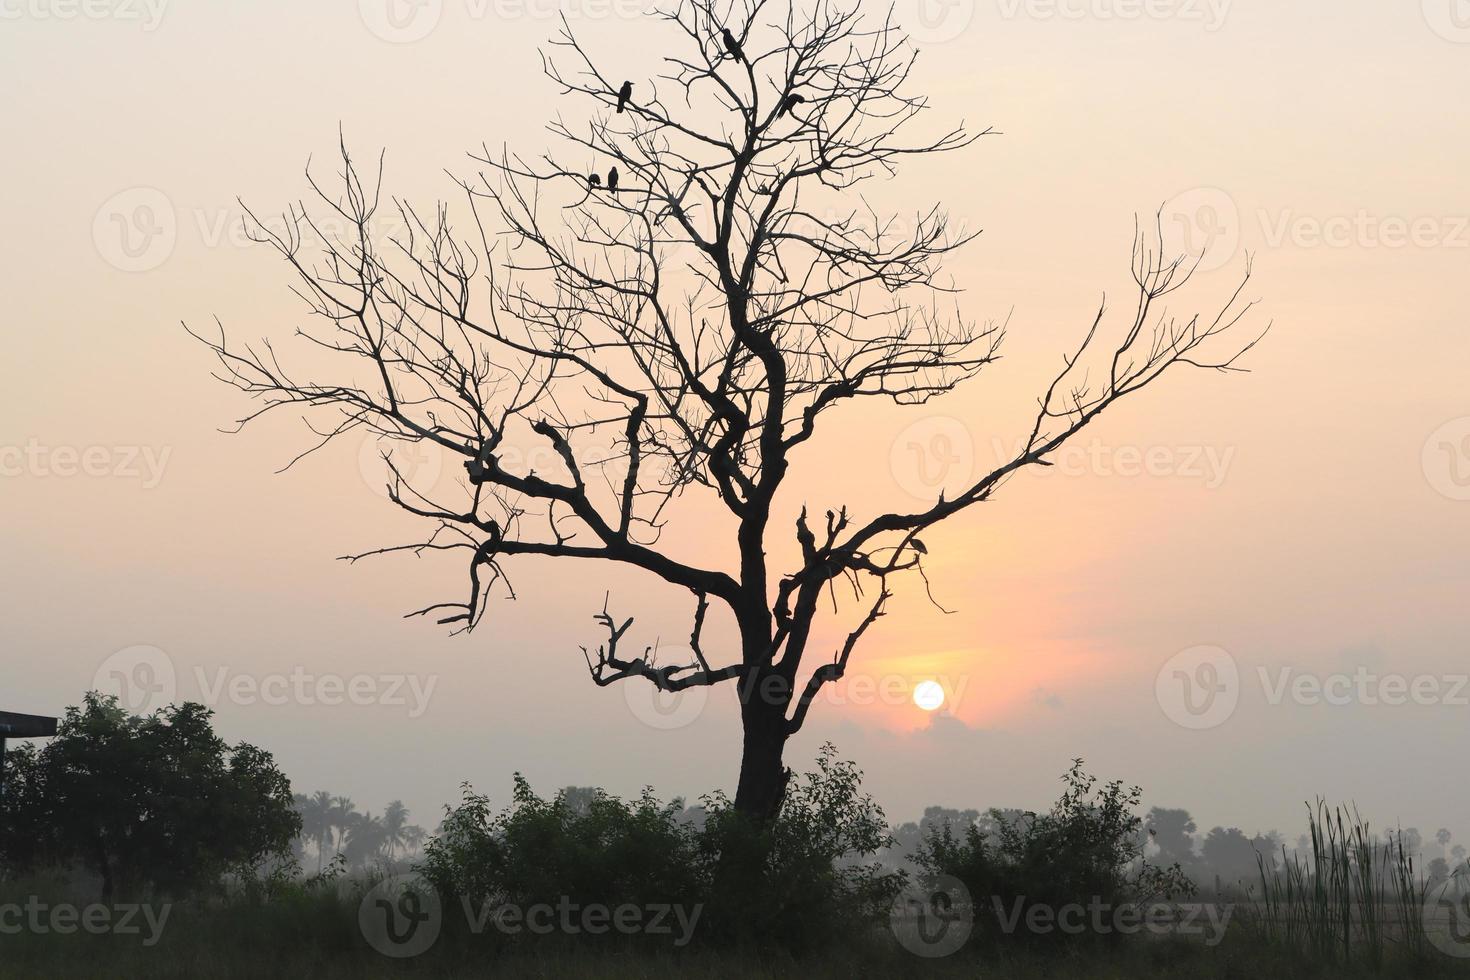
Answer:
xmin=919 ymin=709 xmax=984 ymax=741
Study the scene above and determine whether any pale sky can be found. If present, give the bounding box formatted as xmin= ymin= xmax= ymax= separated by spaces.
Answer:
xmin=3 ymin=0 xmax=1469 ymax=844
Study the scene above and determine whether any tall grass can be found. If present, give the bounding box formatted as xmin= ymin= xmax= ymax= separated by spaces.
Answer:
xmin=1251 ymin=799 xmax=1431 ymax=967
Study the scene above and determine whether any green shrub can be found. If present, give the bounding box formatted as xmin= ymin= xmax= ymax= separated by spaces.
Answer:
xmin=420 ymin=743 xmax=903 ymax=952
xmin=697 ymin=744 xmax=904 ymax=951
xmin=914 ymin=759 xmax=1193 ymax=947
xmin=423 ymin=777 xmax=705 ymax=918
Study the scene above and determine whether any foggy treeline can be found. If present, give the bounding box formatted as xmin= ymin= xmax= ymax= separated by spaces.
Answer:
xmin=288 ymin=793 xmax=427 ymax=874
xmin=297 ymin=788 xmax=1468 ymax=891
xmin=884 ymin=804 xmax=1468 ymax=894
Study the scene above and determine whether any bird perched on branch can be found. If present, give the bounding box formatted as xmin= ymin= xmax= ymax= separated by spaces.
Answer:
xmin=588 ymin=173 xmax=602 ymax=188
xmin=780 ymin=92 xmax=806 ymax=117
xmin=607 ymin=167 xmax=619 ymax=192
xmin=616 ymin=80 xmax=632 ymax=113
xmin=721 ymin=28 xmax=746 ymax=65
xmin=464 ymin=456 xmax=490 ymax=485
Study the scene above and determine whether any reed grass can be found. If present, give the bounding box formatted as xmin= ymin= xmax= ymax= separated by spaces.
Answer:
xmin=1251 ymin=799 xmax=1436 ymax=967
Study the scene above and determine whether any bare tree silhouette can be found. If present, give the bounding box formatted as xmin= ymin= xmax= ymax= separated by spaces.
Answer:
xmin=192 ymin=0 xmax=1263 ymax=822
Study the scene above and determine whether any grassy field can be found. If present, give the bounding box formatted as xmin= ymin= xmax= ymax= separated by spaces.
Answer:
xmin=3 ymin=890 xmax=1469 ymax=980
xmin=3 ymin=934 xmax=1468 ymax=980
xmin=7 ymin=801 xmax=1469 ymax=977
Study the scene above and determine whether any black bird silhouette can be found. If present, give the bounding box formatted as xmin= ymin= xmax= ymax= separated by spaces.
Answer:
xmin=721 ymin=28 xmax=746 ymax=65
xmin=780 ymin=93 xmax=806 ymax=117
xmin=607 ymin=167 xmax=619 ymax=192
xmin=588 ymin=173 xmax=602 ymax=188
xmin=616 ymin=80 xmax=632 ymax=113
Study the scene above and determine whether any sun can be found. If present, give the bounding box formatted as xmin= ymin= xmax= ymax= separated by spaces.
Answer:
xmin=912 ymin=680 xmax=945 ymax=712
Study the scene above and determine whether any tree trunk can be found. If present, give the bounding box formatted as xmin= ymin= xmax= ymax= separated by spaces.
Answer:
xmin=732 ymin=674 xmax=791 ymax=822
xmin=714 ymin=680 xmax=790 ymax=937
xmin=95 ymin=837 xmax=114 ymax=901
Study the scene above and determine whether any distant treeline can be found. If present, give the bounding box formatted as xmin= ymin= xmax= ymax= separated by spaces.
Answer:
xmin=288 ymin=793 xmax=427 ymax=873
xmin=307 ymin=784 xmax=1469 ymax=893
xmin=884 ymin=803 xmax=1467 ymax=893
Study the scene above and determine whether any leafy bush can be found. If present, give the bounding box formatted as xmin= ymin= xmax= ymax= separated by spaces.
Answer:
xmin=421 ymin=743 xmax=903 ymax=952
xmin=914 ymin=759 xmax=1193 ymax=947
xmin=697 ymin=745 xmax=904 ymax=950
xmin=423 ymin=777 xmax=705 ymax=918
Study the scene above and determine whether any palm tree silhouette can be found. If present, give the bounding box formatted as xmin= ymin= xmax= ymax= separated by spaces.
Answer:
xmin=329 ymin=795 xmax=356 ymax=861
xmin=343 ymin=811 xmax=386 ymax=868
xmin=294 ymin=791 xmax=335 ymax=872
xmin=381 ymin=800 xmax=425 ymax=859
